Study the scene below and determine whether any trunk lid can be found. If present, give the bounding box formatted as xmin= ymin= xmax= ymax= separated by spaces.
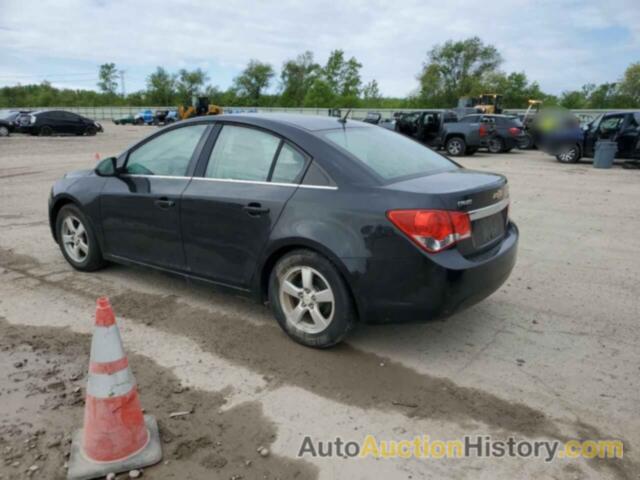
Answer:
xmin=385 ymin=170 xmax=509 ymax=255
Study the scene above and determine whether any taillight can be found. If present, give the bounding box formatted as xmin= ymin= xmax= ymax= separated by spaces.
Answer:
xmin=508 ymin=127 xmax=520 ymax=136
xmin=479 ymin=124 xmax=488 ymax=137
xmin=386 ymin=209 xmax=471 ymax=253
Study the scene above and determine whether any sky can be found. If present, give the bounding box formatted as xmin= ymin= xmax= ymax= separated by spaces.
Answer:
xmin=1 ymin=0 xmax=639 ymax=98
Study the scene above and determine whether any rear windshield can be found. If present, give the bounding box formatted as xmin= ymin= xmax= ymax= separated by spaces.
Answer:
xmin=321 ymin=127 xmax=457 ymax=181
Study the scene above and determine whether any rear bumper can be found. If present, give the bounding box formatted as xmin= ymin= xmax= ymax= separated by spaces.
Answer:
xmin=347 ymin=222 xmax=518 ymax=324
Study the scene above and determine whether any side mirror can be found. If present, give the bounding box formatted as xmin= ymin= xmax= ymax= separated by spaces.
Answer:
xmin=95 ymin=156 xmax=122 ymax=177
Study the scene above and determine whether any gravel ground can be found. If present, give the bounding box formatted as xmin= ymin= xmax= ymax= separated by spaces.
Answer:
xmin=0 ymin=124 xmax=638 ymax=479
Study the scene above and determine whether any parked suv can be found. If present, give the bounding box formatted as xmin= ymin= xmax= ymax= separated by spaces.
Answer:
xmin=459 ymin=114 xmax=527 ymax=153
xmin=553 ymin=112 xmax=640 ymax=163
xmin=19 ymin=110 xmax=102 ymax=136
xmin=396 ymin=110 xmax=489 ymax=156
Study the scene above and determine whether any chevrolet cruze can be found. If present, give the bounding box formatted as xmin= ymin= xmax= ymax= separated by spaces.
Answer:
xmin=49 ymin=114 xmax=518 ymax=347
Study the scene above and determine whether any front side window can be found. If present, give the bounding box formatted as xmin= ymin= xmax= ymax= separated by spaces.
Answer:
xmin=322 ymin=126 xmax=457 ymax=182
xmin=126 ymin=124 xmax=207 ymax=176
xmin=205 ymin=125 xmax=280 ymax=181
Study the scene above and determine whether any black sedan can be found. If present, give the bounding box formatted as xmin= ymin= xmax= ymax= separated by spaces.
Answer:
xmin=20 ymin=110 xmax=102 ymax=136
xmin=48 ymin=114 xmax=518 ymax=347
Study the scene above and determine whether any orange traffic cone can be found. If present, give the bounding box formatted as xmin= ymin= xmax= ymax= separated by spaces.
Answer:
xmin=67 ymin=297 xmax=162 ymax=480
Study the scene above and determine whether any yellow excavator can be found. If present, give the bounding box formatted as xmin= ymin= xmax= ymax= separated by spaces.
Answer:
xmin=178 ymin=96 xmax=223 ymax=120
xmin=457 ymin=94 xmax=503 ymax=114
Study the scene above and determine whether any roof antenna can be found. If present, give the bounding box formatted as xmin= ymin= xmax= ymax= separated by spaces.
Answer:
xmin=338 ymin=108 xmax=351 ymax=124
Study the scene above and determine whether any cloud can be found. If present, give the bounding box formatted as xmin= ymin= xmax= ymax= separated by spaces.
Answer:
xmin=1 ymin=0 xmax=639 ymax=97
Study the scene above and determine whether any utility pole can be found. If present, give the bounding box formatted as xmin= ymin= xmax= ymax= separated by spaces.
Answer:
xmin=119 ymin=70 xmax=126 ymax=97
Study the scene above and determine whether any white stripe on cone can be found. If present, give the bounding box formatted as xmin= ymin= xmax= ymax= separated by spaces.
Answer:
xmin=87 ymin=367 xmax=136 ymax=399
xmin=90 ymin=324 xmax=126 ymax=363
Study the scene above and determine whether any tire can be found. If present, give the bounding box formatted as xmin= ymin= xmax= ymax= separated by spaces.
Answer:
xmin=268 ymin=249 xmax=356 ymax=348
xmin=0 ymin=126 xmax=9 ymax=137
xmin=135 ymin=118 xmax=144 ymax=125
xmin=85 ymin=125 xmax=97 ymax=136
xmin=55 ymin=205 xmax=106 ymax=272
xmin=556 ymin=145 xmax=581 ymax=163
xmin=488 ymin=136 xmax=505 ymax=153
xmin=39 ymin=125 xmax=53 ymax=136
xmin=519 ymin=134 xmax=534 ymax=150
xmin=445 ymin=136 xmax=466 ymax=156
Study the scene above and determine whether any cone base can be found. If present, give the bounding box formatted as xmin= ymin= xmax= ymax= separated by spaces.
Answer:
xmin=67 ymin=415 xmax=162 ymax=480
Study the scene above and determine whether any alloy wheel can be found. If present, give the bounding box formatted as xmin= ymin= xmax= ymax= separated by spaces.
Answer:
xmin=61 ymin=215 xmax=89 ymax=263
xmin=0 ymin=126 xmax=9 ymax=137
xmin=558 ymin=148 xmax=576 ymax=162
xmin=279 ymin=266 xmax=335 ymax=334
xmin=447 ymin=139 xmax=463 ymax=156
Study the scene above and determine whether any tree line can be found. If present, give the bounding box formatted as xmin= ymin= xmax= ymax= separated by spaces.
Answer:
xmin=1 ymin=37 xmax=639 ymax=110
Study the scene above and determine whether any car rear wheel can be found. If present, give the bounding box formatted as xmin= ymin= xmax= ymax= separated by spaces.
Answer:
xmin=488 ymin=137 xmax=505 ymax=153
xmin=56 ymin=205 xmax=106 ymax=271
xmin=0 ymin=126 xmax=9 ymax=137
xmin=39 ymin=125 xmax=53 ymax=136
xmin=556 ymin=145 xmax=581 ymax=163
xmin=269 ymin=249 xmax=356 ymax=348
xmin=445 ymin=137 xmax=466 ymax=156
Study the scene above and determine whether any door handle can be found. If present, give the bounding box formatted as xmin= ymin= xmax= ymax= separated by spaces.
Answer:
xmin=243 ymin=202 xmax=270 ymax=216
xmin=154 ymin=197 xmax=175 ymax=209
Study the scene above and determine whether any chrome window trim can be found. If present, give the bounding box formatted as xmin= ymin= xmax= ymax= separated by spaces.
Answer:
xmin=120 ymin=174 xmax=338 ymax=190
xmin=468 ymin=197 xmax=509 ymax=221
xmin=122 ymin=174 xmax=188 ymax=180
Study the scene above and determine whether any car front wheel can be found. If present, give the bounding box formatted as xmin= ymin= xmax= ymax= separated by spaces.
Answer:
xmin=56 ymin=205 xmax=106 ymax=271
xmin=0 ymin=125 xmax=9 ymax=137
xmin=269 ymin=249 xmax=356 ymax=348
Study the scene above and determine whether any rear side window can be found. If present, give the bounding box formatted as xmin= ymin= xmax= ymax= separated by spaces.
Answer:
xmin=126 ymin=124 xmax=207 ymax=176
xmin=322 ymin=127 xmax=457 ymax=181
xmin=271 ymin=143 xmax=306 ymax=183
xmin=206 ymin=125 xmax=280 ymax=181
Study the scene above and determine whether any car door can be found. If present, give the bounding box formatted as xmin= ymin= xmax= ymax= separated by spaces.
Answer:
xmin=100 ymin=123 xmax=210 ymax=270
xmin=65 ymin=112 xmax=85 ymax=134
xmin=180 ymin=124 xmax=307 ymax=288
xmin=616 ymin=114 xmax=640 ymax=158
xmin=586 ymin=114 xmax=625 ymax=156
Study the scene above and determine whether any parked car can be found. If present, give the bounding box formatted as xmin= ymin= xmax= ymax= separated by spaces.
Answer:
xmin=552 ymin=112 xmax=640 ymax=163
xmin=1 ymin=110 xmax=31 ymax=133
xmin=48 ymin=114 xmax=517 ymax=348
xmin=395 ymin=110 xmax=490 ymax=156
xmin=113 ymin=115 xmax=135 ymax=125
xmin=153 ymin=109 xmax=178 ymax=126
xmin=362 ymin=112 xmax=382 ymax=124
xmin=134 ymin=110 xmax=154 ymax=125
xmin=18 ymin=110 xmax=102 ymax=136
xmin=459 ymin=114 xmax=528 ymax=153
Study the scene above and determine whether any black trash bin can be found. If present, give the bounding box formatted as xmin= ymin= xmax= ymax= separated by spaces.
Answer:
xmin=593 ymin=140 xmax=617 ymax=169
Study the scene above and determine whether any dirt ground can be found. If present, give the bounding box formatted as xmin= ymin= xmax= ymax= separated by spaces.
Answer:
xmin=0 ymin=124 xmax=639 ymax=479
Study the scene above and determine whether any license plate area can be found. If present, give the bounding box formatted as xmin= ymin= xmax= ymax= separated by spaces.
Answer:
xmin=471 ymin=211 xmax=506 ymax=248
